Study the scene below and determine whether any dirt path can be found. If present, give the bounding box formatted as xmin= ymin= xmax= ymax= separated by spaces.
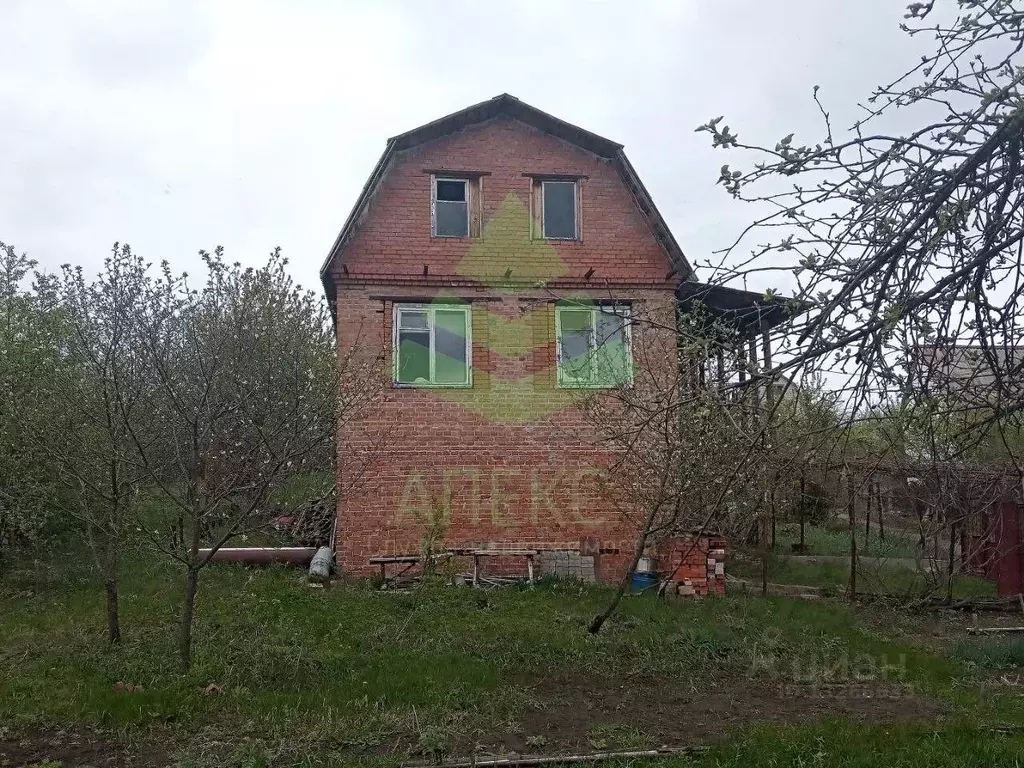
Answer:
xmin=484 ymin=670 xmax=950 ymax=754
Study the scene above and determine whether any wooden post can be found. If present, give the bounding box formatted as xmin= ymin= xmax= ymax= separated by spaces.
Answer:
xmin=947 ymin=520 xmax=957 ymax=602
xmin=878 ymin=482 xmax=885 ymax=541
xmin=761 ymin=323 xmax=776 ymax=551
xmin=746 ymin=335 xmax=768 ymax=597
xmin=864 ymin=475 xmax=872 ymax=547
xmin=799 ymin=474 xmax=807 ymax=552
xmin=848 ymin=467 xmax=857 ymax=601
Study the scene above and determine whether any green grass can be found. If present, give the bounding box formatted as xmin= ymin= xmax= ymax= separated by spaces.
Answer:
xmin=0 ymin=554 xmax=1018 ymax=765
xmin=731 ymin=555 xmax=997 ymax=599
xmin=694 ymin=722 xmax=1024 ymax=767
xmin=953 ymin=636 xmax=1024 ymax=670
xmin=776 ymin=522 xmax=920 ymax=559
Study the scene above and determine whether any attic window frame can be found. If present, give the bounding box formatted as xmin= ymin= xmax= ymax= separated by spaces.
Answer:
xmin=432 ymin=176 xmax=471 ymax=238
xmin=529 ymin=177 xmax=582 ymax=241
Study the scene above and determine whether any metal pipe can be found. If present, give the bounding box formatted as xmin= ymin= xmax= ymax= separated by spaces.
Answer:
xmin=198 ymin=547 xmax=316 ymax=566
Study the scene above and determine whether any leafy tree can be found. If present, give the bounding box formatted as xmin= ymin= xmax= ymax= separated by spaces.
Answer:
xmin=32 ymin=245 xmax=152 ymax=643
xmin=0 ymin=242 xmax=64 ymax=562
xmin=128 ymin=249 xmax=347 ymax=670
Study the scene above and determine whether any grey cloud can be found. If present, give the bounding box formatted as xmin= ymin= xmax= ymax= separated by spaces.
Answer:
xmin=0 ymin=0 xmax=931 ymax=296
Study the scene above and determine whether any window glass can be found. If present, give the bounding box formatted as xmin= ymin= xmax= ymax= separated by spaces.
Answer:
xmin=556 ymin=305 xmax=631 ymax=387
xmin=596 ymin=308 xmax=630 ymax=384
xmin=543 ymin=181 xmax=577 ymax=239
xmin=559 ymin=308 xmax=593 ymax=382
xmin=397 ymin=328 xmax=430 ymax=383
xmin=434 ymin=179 xmax=469 ymax=237
xmin=435 ymin=180 xmax=466 ymax=202
xmin=434 ymin=309 xmax=468 ymax=384
xmin=399 ymin=310 xmax=428 ymax=330
xmin=394 ymin=304 xmax=471 ymax=386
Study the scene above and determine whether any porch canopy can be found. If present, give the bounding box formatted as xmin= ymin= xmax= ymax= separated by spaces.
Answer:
xmin=676 ymin=281 xmax=804 ymax=338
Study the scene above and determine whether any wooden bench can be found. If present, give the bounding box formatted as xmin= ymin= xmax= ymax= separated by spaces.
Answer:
xmin=368 ymin=553 xmax=451 ymax=585
xmin=470 ymin=549 xmax=537 ymax=586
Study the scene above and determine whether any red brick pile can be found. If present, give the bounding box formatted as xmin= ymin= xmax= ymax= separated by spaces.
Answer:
xmin=657 ymin=535 xmax=726 ymax=597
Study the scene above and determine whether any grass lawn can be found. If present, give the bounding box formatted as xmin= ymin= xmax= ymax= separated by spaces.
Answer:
xmin=1 ymin=555 xmax=1022 ymax=766
xmin=731 ymin=555 xmax=997 ymax=599
xmin=774 ymin=521 xmax=921 ymax=559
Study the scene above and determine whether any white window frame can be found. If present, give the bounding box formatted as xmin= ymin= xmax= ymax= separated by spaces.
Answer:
xmin=541 ymin=180 xmax=579 ymax=240
xmin=431 ymin=177 xmax=470 ymax=238
xmin=393 ymin=303 xmax=473 ymax=388
xmin=555 ymin=303 xmax=633 ymax=388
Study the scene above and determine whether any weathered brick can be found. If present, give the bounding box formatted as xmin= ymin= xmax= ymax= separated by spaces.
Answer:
xmin=330 ymin=115 xmax=683 ymax=583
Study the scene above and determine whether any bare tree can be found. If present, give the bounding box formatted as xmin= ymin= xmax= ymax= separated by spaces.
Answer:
xmin=127 ymin=248 xmax=380 ymax=670
xmin=681 ymin=1 xmax=1024 ymax=604
xmin=584 ymin=305 xmax=779 ymax=633
xmin=697 ymin=2 xmax=1024 ymax=450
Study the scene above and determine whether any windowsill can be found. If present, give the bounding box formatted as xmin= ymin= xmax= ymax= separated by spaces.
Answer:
xmin=431 ymin=234 xmax=474 ymax=240
xmin=556 ymin=381 xmax=631 ymax=390
xmin=393 ymin=381 xmax=473 ymax=389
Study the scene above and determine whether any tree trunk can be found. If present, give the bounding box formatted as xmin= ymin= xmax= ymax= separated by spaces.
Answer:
xmin=589 ymin=504 xmax=662 ymax=635
xmin=105 ymin=579 xmax=121 ymax=644
xmin=179 ymin=567 xmax=200 ymax=671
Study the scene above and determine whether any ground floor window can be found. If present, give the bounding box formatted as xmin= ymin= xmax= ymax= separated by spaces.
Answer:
xmin=394 ymin=303 xmax=472 ymax=386
xmin=555 ymin=303 xmax=632 ymax=387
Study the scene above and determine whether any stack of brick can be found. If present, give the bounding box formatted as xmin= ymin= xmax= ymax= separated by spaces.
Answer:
xmin=657 ymin=535 xmax=726 ymax=597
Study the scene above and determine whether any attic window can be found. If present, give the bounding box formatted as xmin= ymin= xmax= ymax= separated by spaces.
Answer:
xmin=433 ymin=178 xmax=469 ymax=237
xmin=541 ymin=180 xmax=578 ymax=240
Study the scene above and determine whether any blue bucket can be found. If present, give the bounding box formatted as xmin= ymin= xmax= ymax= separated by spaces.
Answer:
xmin=630 ymin=571 xmax=658 ymax=594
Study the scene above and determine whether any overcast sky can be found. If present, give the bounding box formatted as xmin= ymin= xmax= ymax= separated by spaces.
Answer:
xmin=1 ymin=0 xmax=928 ymax=296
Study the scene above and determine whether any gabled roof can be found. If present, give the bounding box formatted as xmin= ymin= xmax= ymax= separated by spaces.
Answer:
xmin=320 ymin=93 xmax=693 ymax=299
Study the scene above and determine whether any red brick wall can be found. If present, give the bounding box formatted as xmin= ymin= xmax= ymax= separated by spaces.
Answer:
xmin=338 ymin=116 xmax=673 ymax=284
xmin=330 ymin=116 xmax=683 ymax=582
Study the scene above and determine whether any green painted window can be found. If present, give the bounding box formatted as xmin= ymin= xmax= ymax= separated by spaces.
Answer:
xmin=555 ymin=304 xmax=632 ymax=387
xmin=395 ymin=304 xmax=471 ymax=387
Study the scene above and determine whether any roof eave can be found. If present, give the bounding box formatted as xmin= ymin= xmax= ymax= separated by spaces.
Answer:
xmin=614 ymin=150 xmax=693 ymax=279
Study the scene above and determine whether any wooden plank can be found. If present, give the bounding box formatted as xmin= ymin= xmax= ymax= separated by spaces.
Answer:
xmin=471 ymin=549 xmax=538 ymax=556
xmin=967 ymin=626 xmax=1024 ymax=635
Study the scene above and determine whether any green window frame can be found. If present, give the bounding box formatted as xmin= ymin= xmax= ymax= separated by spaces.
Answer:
xmin=555 ymin=303 xmax=633 ymax=388
xmin=393 ymin=303 xmax=472 ymax=387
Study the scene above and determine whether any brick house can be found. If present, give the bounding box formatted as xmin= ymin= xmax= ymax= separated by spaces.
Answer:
xmin=320 ymin=94 xmax=776 ymax=589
